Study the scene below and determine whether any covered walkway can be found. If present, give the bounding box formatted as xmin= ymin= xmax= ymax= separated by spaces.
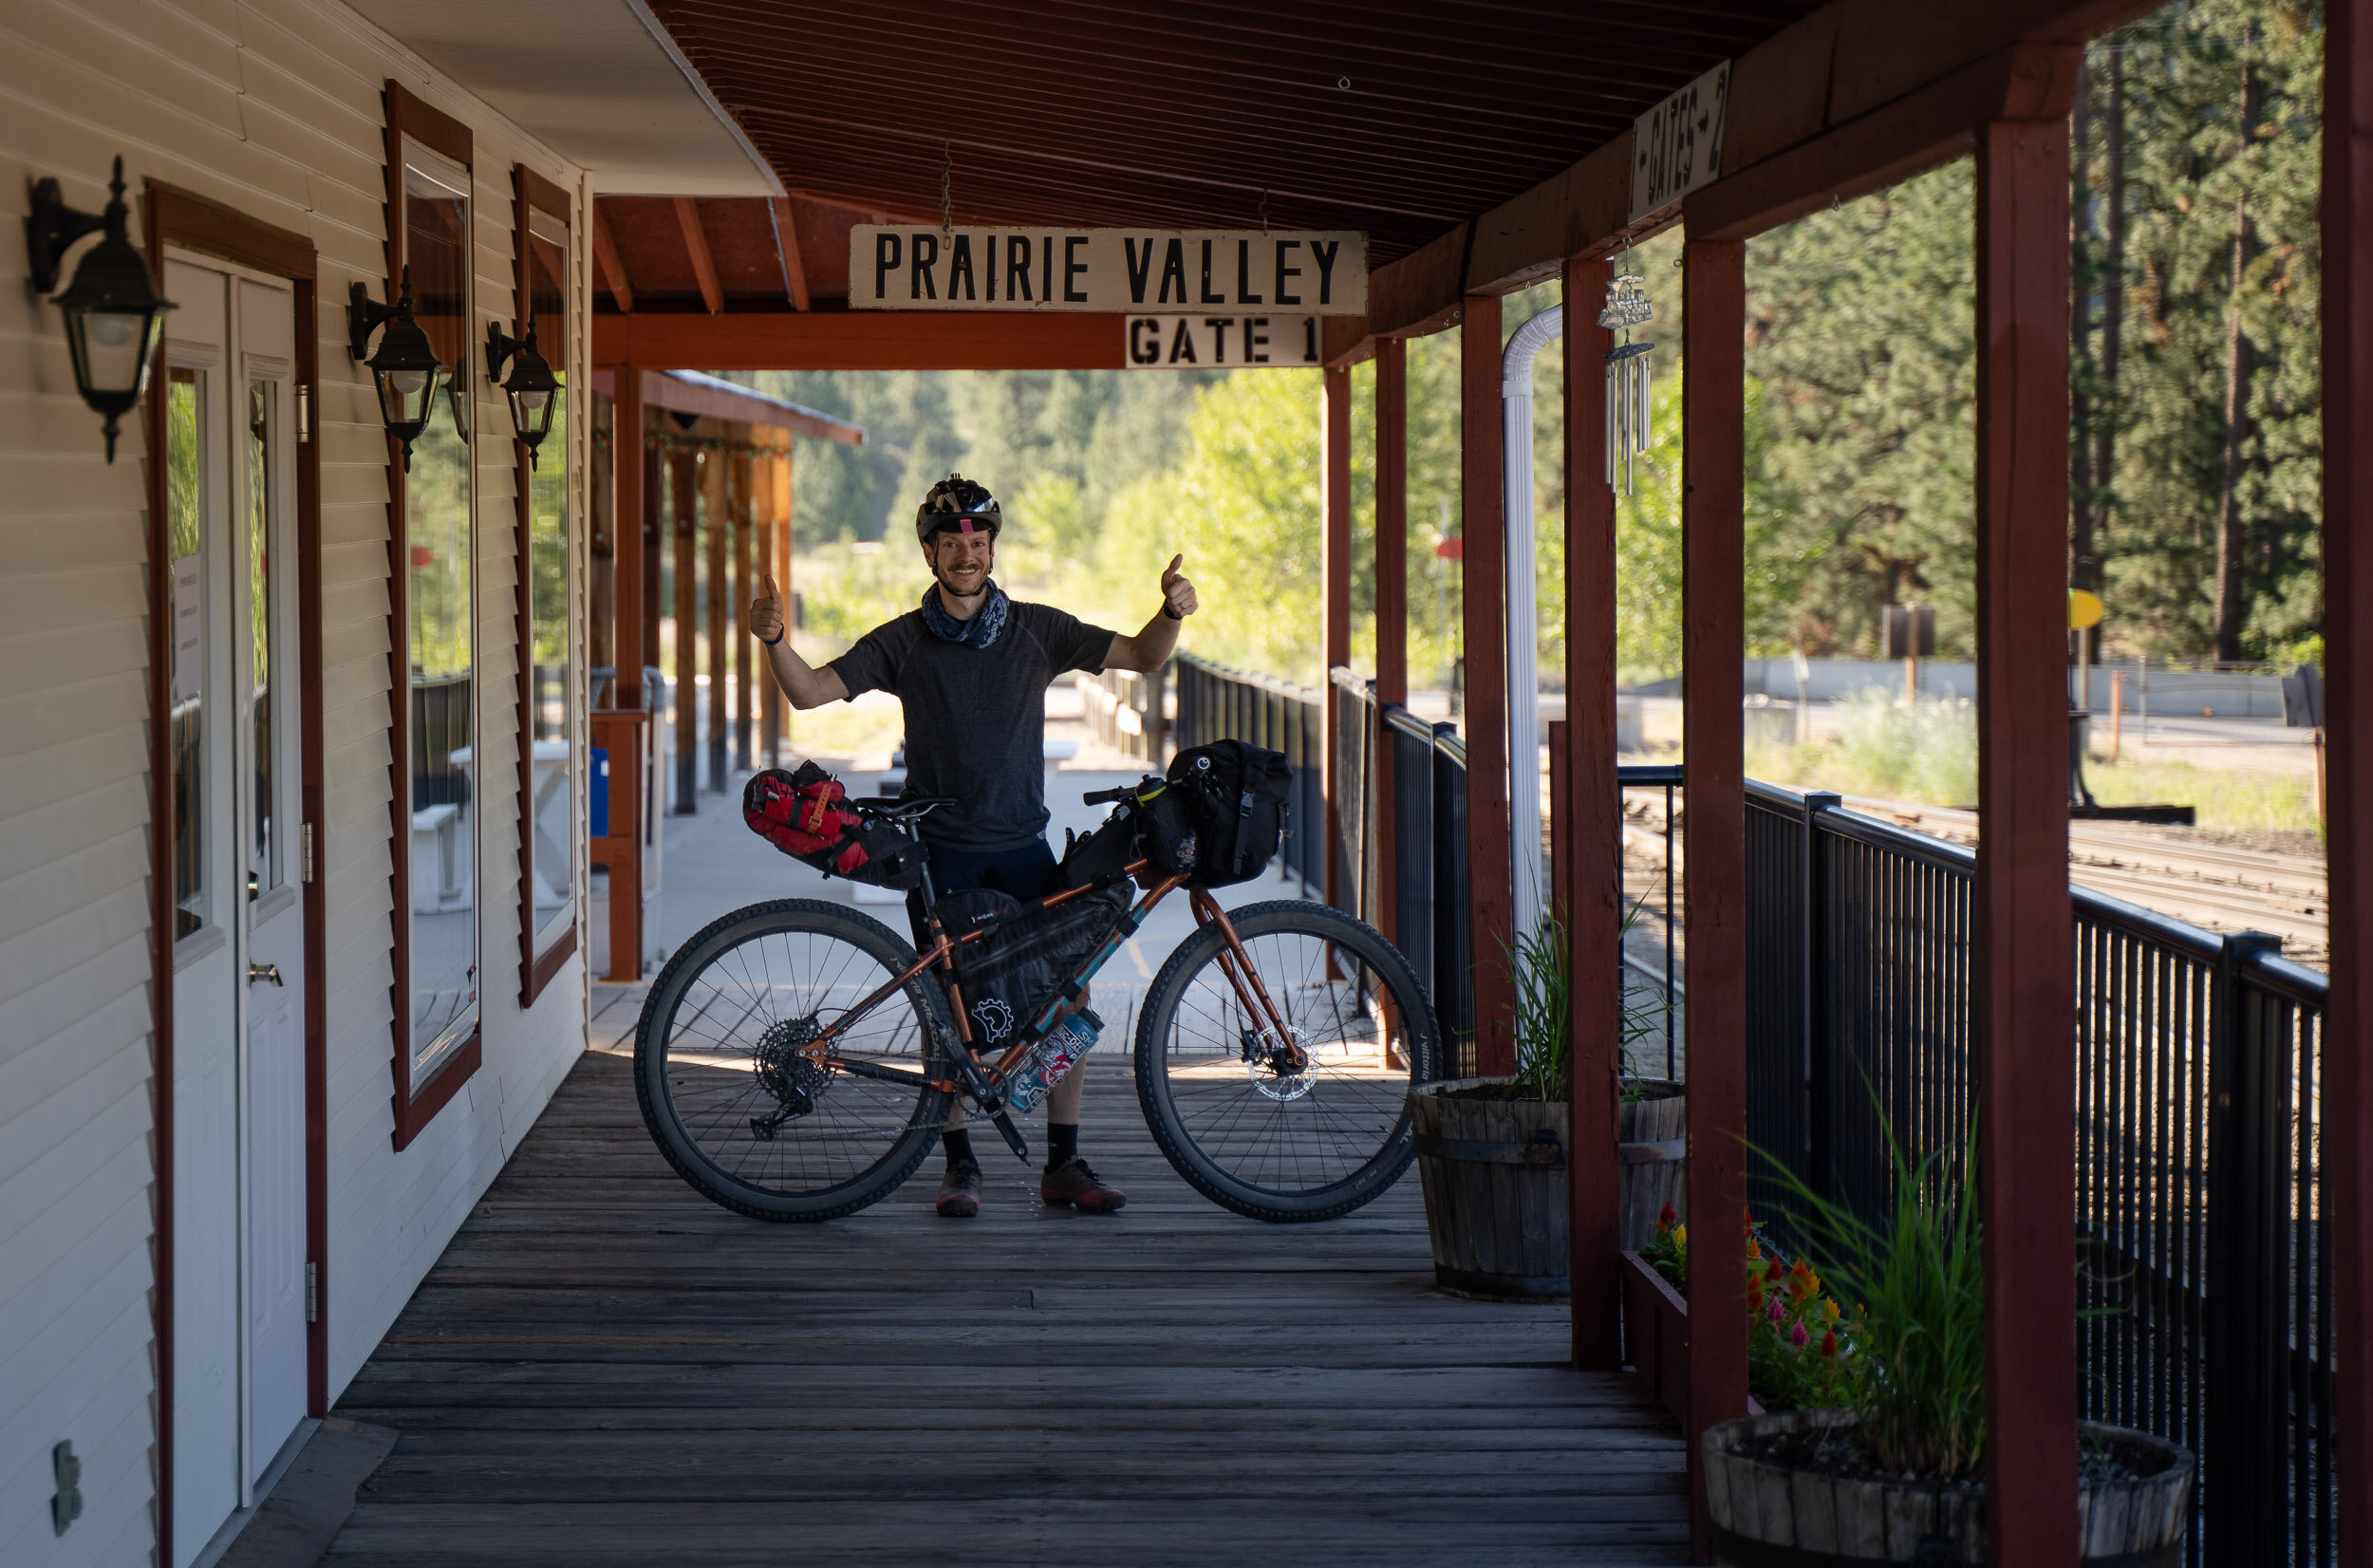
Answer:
xmin=324 ymin=1051 xmax=1684 ymax=1567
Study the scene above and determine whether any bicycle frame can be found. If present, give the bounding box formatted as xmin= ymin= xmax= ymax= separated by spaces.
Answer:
xmin=801 ymin=866 xmax=1303 ymax=1112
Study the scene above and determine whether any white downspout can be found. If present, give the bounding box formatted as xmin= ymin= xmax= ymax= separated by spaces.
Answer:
xmin=1502 ymin=304 xmax=1564 ymax=945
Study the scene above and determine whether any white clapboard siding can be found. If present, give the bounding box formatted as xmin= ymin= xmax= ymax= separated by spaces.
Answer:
xmin=0 ymin=0 xmax=590 ymax=1562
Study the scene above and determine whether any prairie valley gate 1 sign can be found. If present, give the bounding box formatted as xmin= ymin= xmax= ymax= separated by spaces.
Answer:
xmin=850 ymin=227 xmax=1366 ymax=314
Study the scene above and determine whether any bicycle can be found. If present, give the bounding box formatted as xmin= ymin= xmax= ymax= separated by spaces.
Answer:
xmin=631 ymin=780 xmax=1443 ymax=1223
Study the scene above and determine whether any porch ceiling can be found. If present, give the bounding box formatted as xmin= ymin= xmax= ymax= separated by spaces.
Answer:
xmin=345 ymin=0 xmax=780 ymax=195
xmin=589 ymin=1 xmax=1822 ymax=314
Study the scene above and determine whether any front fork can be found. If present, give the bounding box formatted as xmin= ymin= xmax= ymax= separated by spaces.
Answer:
xmin=1189 ymin=889 xmax=1309 ymax=1073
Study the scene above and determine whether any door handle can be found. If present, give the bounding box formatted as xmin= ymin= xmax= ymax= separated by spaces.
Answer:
xmin=248 ymin=962 xmax=284 ymax=987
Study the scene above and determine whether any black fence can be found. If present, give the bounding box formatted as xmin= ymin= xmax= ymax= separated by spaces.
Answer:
xmin=1174 ymin=653 xmax=2338 ymax=1562
xmin=1075 ymin=663 xmax=1168 ymax=764
xmin=1739 ymin=778 xmax=2335 ymax=1568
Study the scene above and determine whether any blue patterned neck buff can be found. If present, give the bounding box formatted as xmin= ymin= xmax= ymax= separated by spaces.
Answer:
xmin=919 ymin=578 xmax=1010 ymax=648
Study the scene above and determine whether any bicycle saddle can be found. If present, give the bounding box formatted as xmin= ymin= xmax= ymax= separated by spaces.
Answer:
xmin=849 ymin=794 xmax=952 ymax=822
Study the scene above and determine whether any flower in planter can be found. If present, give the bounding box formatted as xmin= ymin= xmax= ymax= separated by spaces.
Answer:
xmin=1642 ymin=1204 xmax=1858 ymax=1410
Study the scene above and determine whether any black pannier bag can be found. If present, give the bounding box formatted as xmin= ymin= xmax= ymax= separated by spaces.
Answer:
xmin=934 ymin=884 xmax=1130 ymax=1055
xmin=1166 ymin=740 xmax=1291 ymax=887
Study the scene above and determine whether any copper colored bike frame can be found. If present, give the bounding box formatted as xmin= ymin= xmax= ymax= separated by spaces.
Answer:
xmin=803 ymin=865 xmax=1191 ymax=1095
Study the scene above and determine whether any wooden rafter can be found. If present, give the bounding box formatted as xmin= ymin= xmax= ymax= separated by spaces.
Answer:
xmin=767 ymin=196 xmax=810 ymax=311
xmin=592 ymin=204 xmax=633 ymax=312
xmin=674 ymin=196 xmax=723 ymax=314
xmin=589 ymin=369 xmax=863 ymax=445
xmin=593 ymin=310 xmax=1125 ymax=372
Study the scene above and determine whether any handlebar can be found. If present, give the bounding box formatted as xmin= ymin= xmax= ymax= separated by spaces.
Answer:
xmin=1081 ymin=775 xmax=1160 ymax=806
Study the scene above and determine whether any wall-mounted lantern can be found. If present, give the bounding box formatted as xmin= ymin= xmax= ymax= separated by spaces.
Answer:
xmin=484 ymin=320 xmax=559 ymax=466
xmin=25 ymin=157 xmax=175 ymax=462
xmin=346 ymin=266 xmax=445 ymax=469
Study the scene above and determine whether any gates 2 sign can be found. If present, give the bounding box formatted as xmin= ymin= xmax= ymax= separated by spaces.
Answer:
xmin=1629 ymin=61 xmax=1730 ymax=222
xmin=850 ymin=227 xmax=1366 ymax=314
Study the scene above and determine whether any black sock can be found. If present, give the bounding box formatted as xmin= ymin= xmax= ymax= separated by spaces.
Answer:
xmin=942 ymin=1129 xmax=974 ymax=1166
xmin=1047 ymin=1122 xmax=1079 ymax=1168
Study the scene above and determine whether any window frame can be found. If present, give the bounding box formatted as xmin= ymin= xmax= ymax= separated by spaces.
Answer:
xmin=383 ymin=81 xmax=481 ymax=1151
xmin=514 ymin=164 xmax=579 ymax=1005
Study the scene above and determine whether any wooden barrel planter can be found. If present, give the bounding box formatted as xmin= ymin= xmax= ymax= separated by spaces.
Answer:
xmin=1616 ymin=1076 xmax=1685 ymax=1251
xmin=1701 ymin=1409 xmax=2194 ymax=1566
xmin=1410 ymin=1078 xmax=1568 ymax=1301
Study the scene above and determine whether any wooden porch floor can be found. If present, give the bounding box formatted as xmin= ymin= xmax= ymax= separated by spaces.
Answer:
xmin=327 ymin=1047 xmax=1690 ymax=1566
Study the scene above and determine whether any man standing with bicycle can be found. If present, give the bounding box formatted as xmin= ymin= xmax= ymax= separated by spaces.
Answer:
xmin=749 ymin=473 xmax=1197 ymax=1219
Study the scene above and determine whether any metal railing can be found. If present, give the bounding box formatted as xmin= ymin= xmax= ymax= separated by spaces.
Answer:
xmin=1179 ymin=653 xmax=2338 ymax=1561
xmin=1740 ymin=778 xmax=2335 ymax=1568
xmin=1075 ymin=663 xmax=1168 ymax=764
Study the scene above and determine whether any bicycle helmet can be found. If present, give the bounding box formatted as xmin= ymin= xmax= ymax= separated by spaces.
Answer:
xmin=914 ymin=472 xmax=1001 ymax=545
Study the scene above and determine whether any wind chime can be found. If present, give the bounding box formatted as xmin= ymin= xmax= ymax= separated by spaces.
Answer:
xmin=1599 ymin=261 xmax=1654 ymax=494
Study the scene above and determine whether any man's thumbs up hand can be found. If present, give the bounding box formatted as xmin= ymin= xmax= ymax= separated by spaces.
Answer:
xmin=752 ymin=572 xmax=786 ymax=644
xmin=1160 ymin=553 xmax=1197 ymax=620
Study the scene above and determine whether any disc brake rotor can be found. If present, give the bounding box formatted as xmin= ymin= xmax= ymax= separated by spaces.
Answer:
xmin=1239 ymin=1021 xmax=1318 ymax=1101
xmin=750 ymin=1014 xmax=832 ymax=1139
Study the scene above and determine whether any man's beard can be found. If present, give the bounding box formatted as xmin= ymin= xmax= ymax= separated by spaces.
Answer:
xmin=935 ymin=563 xmax=989 ymax=601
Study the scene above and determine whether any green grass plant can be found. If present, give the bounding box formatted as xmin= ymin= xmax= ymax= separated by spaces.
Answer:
xmin=1754 ymin=1110 xmax=1987 ymax=1478
xmin=1503 ymin=903 xmax=1670 ymax=1101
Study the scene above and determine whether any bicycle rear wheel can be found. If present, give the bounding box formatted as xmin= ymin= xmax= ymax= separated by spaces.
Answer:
xmin=633 ymin=898 xmax=956 ymax=1222
xmin=1134 ymin=899 xmax=1441 ymax=1223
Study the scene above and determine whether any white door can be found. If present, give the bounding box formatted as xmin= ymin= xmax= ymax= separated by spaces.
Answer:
xmin=164 ymin=258 xmax=309 ymax=1568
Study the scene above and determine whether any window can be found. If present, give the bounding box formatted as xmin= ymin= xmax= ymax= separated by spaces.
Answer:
xmin=168 ymin=366 xmax=209 ymax=940
xmin=516 ymin=173 xmax=575 ymax=998
xmin=388 ymin=105 xmax=480 ymax=1108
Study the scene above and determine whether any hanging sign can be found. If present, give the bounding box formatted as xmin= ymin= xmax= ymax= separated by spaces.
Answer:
xmin=850 ymin=227 xmax=1366 ymax=314
xmin=1629 ymin=61 xmax=1731 ymax=222
xmin=1124 ymin=314 xmax=1323 ymax=368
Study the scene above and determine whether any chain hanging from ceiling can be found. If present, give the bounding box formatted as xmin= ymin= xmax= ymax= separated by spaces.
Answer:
xmin=1599 ymin=252 xmax=1654 ymax=495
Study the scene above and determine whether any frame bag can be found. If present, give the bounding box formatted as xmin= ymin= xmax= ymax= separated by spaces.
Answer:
xmin=938 ymin=885 xmax=1129 ymax=1055
xmin=1167 ymin=740 xmax=1291 ymax=887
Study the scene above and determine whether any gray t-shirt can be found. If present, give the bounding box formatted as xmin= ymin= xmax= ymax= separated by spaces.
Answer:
xmin=830 ymin=600 xmax=1116 ymax=849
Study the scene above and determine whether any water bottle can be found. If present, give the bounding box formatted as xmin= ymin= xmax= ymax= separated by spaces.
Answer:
xmin=1005 ymin=1008 xmax=1103 ymax=1115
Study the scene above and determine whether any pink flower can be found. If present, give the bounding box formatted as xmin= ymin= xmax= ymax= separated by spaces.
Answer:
xmin=1790 ymin=1320 xmax=1809 ymax=1348
xmin=1766 ymin=1296 xmax=1785 ymax=1323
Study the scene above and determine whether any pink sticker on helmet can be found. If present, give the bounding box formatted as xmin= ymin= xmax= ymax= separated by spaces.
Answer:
xmin=958 ymin=519 xmax=976 ymax=532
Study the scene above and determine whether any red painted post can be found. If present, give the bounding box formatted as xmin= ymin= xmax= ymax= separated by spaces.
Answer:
xmin=1974 ymin=117 xmax=2078 ymax=1565
xmin=1375 ymin=341 xmax=1409 ymax=940
xmin=1682 ymin=238 xmax=1749 ymax=1563
xmin=2321 ymin=5 xmax=2373 ymax=1562
xmin=1563 ymin=256 xmax=1622 ymax=1372
xmin=1376 ymin=342 xmax=1409 ymax=709
xmin=1462 ymin=293 xmax=1515 ymax=1074
xmin=604 ymin=368 xmax=646 ymax=982
xmin=1322 ymin=365 xmax=1354 ymax=909
xmin=613 ymin=371 xmax=645 ymax=711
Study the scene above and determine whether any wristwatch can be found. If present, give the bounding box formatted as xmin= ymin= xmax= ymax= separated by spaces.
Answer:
xmin=1161 ymin=602 xmax=1183 ymax=621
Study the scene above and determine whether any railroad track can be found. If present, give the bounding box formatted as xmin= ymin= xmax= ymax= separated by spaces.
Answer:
xmin=1608 ymin=790 xmax=2328 ymax=966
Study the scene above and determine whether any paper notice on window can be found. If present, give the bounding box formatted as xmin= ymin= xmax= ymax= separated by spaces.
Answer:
xmin=173 ymin=555 xmax=203 ymax=704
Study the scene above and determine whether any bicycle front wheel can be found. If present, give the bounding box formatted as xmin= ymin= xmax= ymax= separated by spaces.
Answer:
xmin=633 ymin=898 xmax=956 ymax=1222
xmin=1135 ymin=900 xmax=1441 ymax=1223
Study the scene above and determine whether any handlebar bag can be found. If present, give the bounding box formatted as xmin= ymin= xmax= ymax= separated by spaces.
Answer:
xmin=743 ymin=763 xmax=925 ymax=889
xmin=1166 ymin=740 xmax=1292 ymax=887
xmin=936 ymin=885 xmax=1128 ymax=1055
xmin=1130 ymin=783 xmax=1201 ymax=880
